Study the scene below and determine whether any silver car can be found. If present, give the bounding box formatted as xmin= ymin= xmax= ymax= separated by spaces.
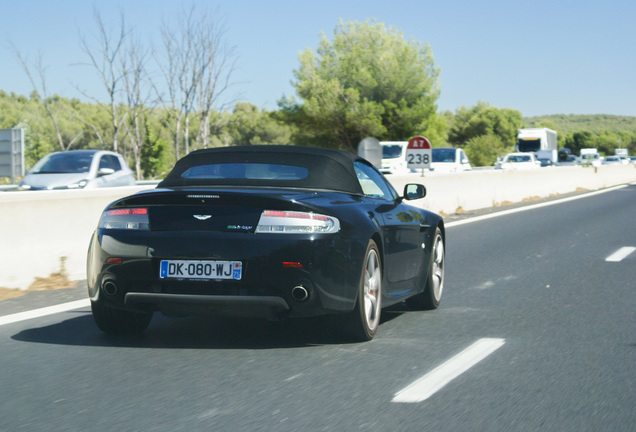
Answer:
xmin=19 ymin=150 xmax=136 ymax=190
xmin=601 ymin=155 xmax=623 ymax=166
xmin=495 ymin=152 xmax=541 ymax=170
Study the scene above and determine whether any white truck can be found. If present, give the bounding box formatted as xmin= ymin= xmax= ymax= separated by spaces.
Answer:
xmin=615 ymin=148 xmax=629 ymax=164
xmin=580 ymin=148 xmax=602 ymax=166
xmin=515 ymin=128 xmax=558 ymax=164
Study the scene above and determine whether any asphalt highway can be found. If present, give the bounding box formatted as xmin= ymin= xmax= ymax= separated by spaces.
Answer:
xmin=1 ymin=184 xmax=634 ymax=431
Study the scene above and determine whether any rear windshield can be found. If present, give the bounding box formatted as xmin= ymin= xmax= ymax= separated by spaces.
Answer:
xmin=506 ymin=155 xmax=532 ymax=162
xmin=158 ymin=148 xmax=364 ymax=194
xmin=382 ymin=145 xmax=404 ymax=159
xmin=517 ymin=138 xmax=540 ymax=152
xmin=181 ymin=163 xmax=308 ymax=180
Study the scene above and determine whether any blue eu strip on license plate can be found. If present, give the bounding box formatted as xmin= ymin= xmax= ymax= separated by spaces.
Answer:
xmin=160 ymin=260 xmax=242 ymax=280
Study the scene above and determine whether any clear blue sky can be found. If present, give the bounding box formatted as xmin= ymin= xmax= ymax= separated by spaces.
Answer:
xmin=2 ymin=0 xmax=634 ymax=117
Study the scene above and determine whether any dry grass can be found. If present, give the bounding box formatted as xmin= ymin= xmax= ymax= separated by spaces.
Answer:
xmin=494 ymin=200 xmax=515 ymax=207
xmin=0 ymin=274 xmax=74 ymax=301
xmin=0 ymin=288 xmax=25 ymax=301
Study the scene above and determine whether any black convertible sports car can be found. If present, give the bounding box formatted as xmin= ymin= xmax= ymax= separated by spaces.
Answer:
xmin=87 ymin=145 xmax=445 ymax=341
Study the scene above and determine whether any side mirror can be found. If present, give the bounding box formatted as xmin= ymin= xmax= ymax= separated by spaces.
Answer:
xmin=97 ymin=167 xmax=115 ymax=177
xmin=403 ymin=183 xmax=426 ymax=201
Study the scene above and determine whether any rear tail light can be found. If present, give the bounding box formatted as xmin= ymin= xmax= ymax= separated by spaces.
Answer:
xmin=256 ymin=210 xmax=340 ymax=234
xmin=99 ymin=208 xmax=150 ymax=230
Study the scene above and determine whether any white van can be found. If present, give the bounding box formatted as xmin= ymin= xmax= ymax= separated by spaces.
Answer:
xmin=430 ymin=147 xmax=472 ymax=173
xmin=380 ymin=141 xmax=411 ymax=175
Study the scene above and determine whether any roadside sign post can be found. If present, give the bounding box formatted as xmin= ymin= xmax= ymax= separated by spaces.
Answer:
xmin=357 ymin=137 xmax=382 ymax=169
xmin=0 ymin=128 xmax=25 ymax=184
xmin=406 ymin=136 xmax=432 ymax=174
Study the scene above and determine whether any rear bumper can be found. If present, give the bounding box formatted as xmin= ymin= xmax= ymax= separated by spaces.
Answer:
xmin=87 ymin=229 xmax=367 ymax=319
xmin=125 ymin=293 xmax=290 ymax=320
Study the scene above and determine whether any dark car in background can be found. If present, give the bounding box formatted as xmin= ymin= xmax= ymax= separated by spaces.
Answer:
xmin=19 ymin=150 xmax=135 ymax=190
xmin=87 ymin=145 xmax=445 ymax=341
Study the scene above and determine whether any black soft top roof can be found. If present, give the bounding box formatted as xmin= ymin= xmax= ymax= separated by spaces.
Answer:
xmin=158 ymin=145 xmax=365 ymax=194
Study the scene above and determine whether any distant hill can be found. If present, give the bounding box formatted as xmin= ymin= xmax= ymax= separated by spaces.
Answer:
xmin=522 ymin=114 xmax=636 ymax=134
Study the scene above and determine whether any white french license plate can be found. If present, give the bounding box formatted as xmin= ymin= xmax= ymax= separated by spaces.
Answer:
xmin=160 ymin=260 xmax=242 ymax=280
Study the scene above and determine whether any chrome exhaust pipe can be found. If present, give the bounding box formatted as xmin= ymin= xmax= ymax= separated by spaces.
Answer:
xmin=103 ymin=280 xmax=118 ymax=296
xmin=291 ymin=285 xmax=309 ymax=302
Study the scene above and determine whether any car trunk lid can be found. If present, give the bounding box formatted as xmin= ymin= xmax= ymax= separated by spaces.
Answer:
xmin=112 ymin=188 xmax=324 ymax=233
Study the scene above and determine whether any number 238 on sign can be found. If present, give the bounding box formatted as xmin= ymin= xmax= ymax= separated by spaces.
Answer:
xmin=406 ymin=136 xmax=432 ymax=169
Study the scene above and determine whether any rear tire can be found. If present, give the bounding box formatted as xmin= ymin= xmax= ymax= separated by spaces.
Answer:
xmin=406 ymin=227 xmax=444 ymax=310
xmin=340 ymin=240 xmax=382 ymax=342
xmin=91 ymin=300 xmax=153 ymax=335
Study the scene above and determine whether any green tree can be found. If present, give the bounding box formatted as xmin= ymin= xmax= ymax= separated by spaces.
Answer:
xmin=140 ymin=122 xmax=171 ymax=179
xmin=422 ymin=112 xmax=449 ymax=147
xmin=448 ymin=102 xmax=522 ymax=147
xmin=464 ymin=134 xmax=512 ymax=167
xmin=283 ymin=19 xmax=440 ymax=151
xmin=228 ymin=103 xmax=292 ymax=145
xmin=25 ymin=132 xmax=55 ymax=169
xmin=563 ymin=131 xmax=596 ymax=155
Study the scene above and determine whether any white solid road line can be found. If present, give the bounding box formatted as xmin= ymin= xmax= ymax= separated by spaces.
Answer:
xmin=446 ymin=185 xmax=627 ymax=228
xmin=605 ymin=247 xmax=636 ymax=262
xmin=0 ymin=299 xmax=90 ymax=327
xmin=392 ymin=338 xmax=505 ymax=403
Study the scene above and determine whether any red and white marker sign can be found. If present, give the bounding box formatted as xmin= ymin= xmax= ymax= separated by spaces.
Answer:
xmin=406 ymin=136 xmax=432 ymax=169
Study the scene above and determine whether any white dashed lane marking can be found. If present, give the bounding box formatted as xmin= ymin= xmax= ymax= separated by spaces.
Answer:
xmin=605 ymin=247 xmax=636 ymax=262
xmin=392 ymin=338 xmax=505 ymax=403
